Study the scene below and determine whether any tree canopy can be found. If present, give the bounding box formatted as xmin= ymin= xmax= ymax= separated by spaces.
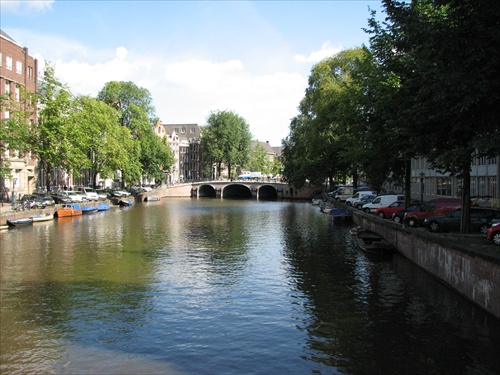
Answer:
xmin=201 ymin=110 xmax=252 ymax=179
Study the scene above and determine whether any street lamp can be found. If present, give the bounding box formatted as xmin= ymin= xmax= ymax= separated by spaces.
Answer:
xmin=419 ymin=172 xmax=425 ymax=202
xmin=12 ymin=178 xmax=17 ymax=204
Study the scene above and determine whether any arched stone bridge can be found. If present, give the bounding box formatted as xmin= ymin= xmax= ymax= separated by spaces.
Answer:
xmin=158 ymin=181 xmax=321 ymax=200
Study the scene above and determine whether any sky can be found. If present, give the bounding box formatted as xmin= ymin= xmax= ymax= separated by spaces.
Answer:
xmin=1 ymin=0 xmax=384 ymax=146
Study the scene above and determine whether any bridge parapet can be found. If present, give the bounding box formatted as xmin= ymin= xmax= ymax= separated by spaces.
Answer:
xmin=158 ymin=181 xmax=321 ymax=200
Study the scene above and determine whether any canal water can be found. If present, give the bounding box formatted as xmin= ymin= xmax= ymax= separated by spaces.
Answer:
xmin=1 ymin=199 xmax=499 ymax=374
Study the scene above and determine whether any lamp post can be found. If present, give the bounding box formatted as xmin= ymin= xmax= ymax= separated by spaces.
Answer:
xmin=419 ymin=172 xmax=425 ymax=202
xmin=12 ymin=178 xmax=17 ymax=205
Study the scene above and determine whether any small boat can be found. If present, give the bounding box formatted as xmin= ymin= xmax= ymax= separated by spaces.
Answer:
xmin=311 ymin=195 xmax=324 ymax=205
xmin=0 ymin=225 xmax=9 ymax=231
xmin=7 ymin=218 xmax=33 ymax=227
xmin=97 ymin=203 xmax=110 ymax=211
xmin=81 ymin=206 xmax=98 ymax=214
xmin=329 ymin=208 xmax=352 ymax=221
xmin=319 ymin=202 xmax=335 ymax=214
xmin=55 ymin=203 xmax=83 ymax=217
xmin=119 ymin=199 xmax=133 ymax=207
xmin=145 ymin=195 xmax=161 ymax=202
xmin=31 ymin=213 xmax=54 ymax=222
xmin=355 ymin=229 xmax=395 ymax=257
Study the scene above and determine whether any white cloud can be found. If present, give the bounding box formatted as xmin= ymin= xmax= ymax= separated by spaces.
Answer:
xmin=19 ymin=31 xmax=308 ymax=145
xmin=294 ymin=41 xmax=344 ymax=63
xmin=1 ymin=0 xmax=54 ymax=13
xmin=116 ymin=46 xmax=128 ymax=60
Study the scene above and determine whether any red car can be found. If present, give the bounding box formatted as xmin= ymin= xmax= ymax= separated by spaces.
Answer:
xmin=374 ymin=200 xmax=408 ymax=219
xmin=486 ymin=223 xmax=500 ymax=246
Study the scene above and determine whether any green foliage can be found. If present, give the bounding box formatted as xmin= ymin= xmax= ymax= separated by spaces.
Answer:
xmin=283 ymin=48 xmax=370 ymax=188
xmin=201 ymin=110 xmax=252 ymax=179
xmin=97 ymin=81 xmax=157 ymax=129
xmin=34 ymin=62 xmax=78 ymax=189
xmin=0 ymin=87 xmax=37 ymax=179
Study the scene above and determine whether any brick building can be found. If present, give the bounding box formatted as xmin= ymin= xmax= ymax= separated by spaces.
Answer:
xmin=0 ymin=29 xmax=39 ymax=201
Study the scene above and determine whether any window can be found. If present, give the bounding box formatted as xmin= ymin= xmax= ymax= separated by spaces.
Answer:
xmin=181 ymin=127 xmax=186 ymax=133
xmin=16 ymin=61 xmax=22 ymax=74
xmin=190 ymin=128 xmax=196 ymax=133
xmin=5 ymin=81 xmax=11 ymax=94
xmin=6 ymin=56 xmax=12 ymax=70
xmin=15 ymin=84 xmax=20 ymax=102
xmin=0 ymin=52 xmax=2 ymax=66
xmin=28 ymin=66 xmax=34 ymax=80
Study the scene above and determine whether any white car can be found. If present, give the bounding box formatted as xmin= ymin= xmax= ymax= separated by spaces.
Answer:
xmin=66 ymin=190 xmax=85 ymax=202
xmin=76 ymin=187 xmax=99 ymax=202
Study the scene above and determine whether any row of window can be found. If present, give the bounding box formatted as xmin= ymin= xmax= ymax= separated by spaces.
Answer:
xmin=174 ymin=127 xmax=197 ymax=134
xmin=0 ymin=52 xmax=35 ymax=79
xmin=413 ymin=155 xmax=498 ymax=169
xmin=412 ymin=176 xmax=497 ymax=198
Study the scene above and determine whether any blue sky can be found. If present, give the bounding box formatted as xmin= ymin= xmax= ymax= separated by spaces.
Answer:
xmin=1 ymin=0 xmax=383 ymax=145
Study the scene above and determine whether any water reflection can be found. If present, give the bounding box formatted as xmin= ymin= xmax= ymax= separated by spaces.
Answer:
xmin=1 ymin=200 xmax=499 ymax=374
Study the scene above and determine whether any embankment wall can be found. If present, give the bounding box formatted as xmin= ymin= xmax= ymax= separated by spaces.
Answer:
xmin=352 ymin=209 xmax=500 ymax=319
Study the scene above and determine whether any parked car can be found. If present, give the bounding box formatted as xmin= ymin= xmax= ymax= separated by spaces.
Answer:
xmin=51 ymin=191 xmax=73 ymax=204
xmin=374 ymin=200 xmax=408 ymax=219
xmin=392 ymin=202 xmax=427 ymax=223
xmin=76 ymin=187 xmax=99 ymax=202
xmin=353 ymin=194 xmax=377 ymax=209
xmin=486 ymin=223 xmax=500 ymax=246
xmin=363 ymin=195 xmax=405 ymax=214
xmin=20 ymin=194 xmax=46 ymax=209
xmin=403 ymin=198 xmax=463 ymax=227
xmin=32 ymin=192 xmax=55 ymax=206
xmin=66 ymin=190 xmax=85 ymax=203
xmin=111 ymin=190 xmax=130 ymax=198
xmin=95 ymin=189 xmax=110 ymax=200
xmin=422 ymin=208 xmax=500 ymax=234
xmin=345 ymin=191 xmax=376 ymax=206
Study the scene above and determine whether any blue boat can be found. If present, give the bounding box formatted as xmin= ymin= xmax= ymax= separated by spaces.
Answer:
xmin=97 ymin=203 xmax=110 ymax=211
xmin=81 ymin=206 xmax=98 ymax=214
xmin=119 ymin=199 xmax=133 ymax=207
xmin=329 ymin=208 xmax=352 ymax=221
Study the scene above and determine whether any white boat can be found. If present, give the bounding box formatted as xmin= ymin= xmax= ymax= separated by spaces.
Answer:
xmin=31 ymin=213 xmax=54 ymax=222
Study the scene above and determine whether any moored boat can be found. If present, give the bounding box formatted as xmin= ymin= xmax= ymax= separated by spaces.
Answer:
xmin=119 ymin=199 xmax=133 ymax=207
xmin=7 ymin=218 xmax=33 ymax=227
xmin=355 ymin=229 xmax=395 ymax=257
xmin=81 ymin=206 xmax=98 ymax=214
xmin=329 ymin=208 xmax=352 ymax=221
xmin=145 ymin=195 xmax=161 ymax=202
xmin=55 ymin=203 xmax=83 ymax=217
xmin=312 ymin=195 xmax=324 ymax=205
xmin=97 ymin=203 xmax=110 ymax=211
xmin=31 ymin=213 xmax=54 ymax=222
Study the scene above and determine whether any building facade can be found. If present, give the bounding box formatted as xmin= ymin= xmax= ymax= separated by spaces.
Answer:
xmin=159 ymin=123 xmax=205 ymax=182
xmin=410 ymin=156 xmax=499 ymax=205
xmin=0 ymin=29 xmax=39 ymax=201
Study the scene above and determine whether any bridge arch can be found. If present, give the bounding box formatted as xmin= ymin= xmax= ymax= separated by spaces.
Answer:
xmin=257 ymin=185 xmax=278 ymax=200
xmin=198 ymin=184 xmax=217 ymax=198
xmin=222 ymin=184 xmax=252 ymax=199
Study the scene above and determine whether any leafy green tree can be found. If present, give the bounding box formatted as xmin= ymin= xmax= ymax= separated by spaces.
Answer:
xmin=201 ymin=110 xmax=252 ymax=180
xmin=33 ymin=62 xmax=78 ymax=191
xmin=97 ymin=81 xmax=157 ymax=130
xmin=0 ymin=87 xmax=36 ymax=181
xmin=368 ymin=0 xmax=500 ymax=232
xmin=138 ymin=125 xmax=175 ymax=182
xmin=246 ymin=144 xmax=269 ymax=174
xmin=68 ymin=96 xmax=131 ymax=187
xmin=283 ymin=48 xmax=370 ymax=189
xmin=97 ymin=81 xmax=173 ymax=186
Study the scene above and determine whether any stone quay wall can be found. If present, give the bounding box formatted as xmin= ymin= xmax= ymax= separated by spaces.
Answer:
xmin=351 ymin=209 xmax=500 ymax=320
